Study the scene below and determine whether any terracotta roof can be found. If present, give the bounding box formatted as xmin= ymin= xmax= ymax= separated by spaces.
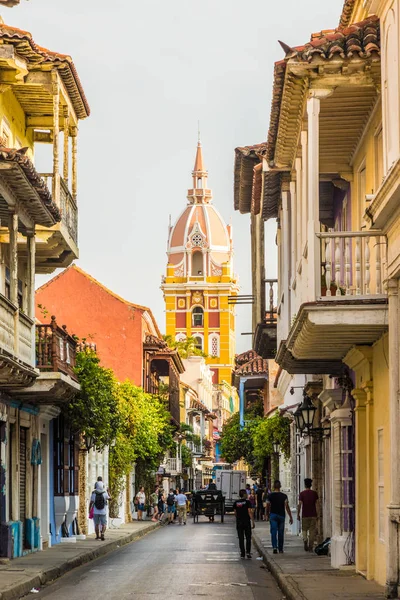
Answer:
xmin=262 ymin=171 xmax=282 ymax=220
xmin=188 ymin=397 xmax=210 ymax=413
xmin=235 ymin=349 xmax=258 ymax=366
xmin=0 ymin=146 xmax=60 ymax=225
xmin=0 ymin=23 xmax=89 ymax=119
xmin=0 ymin=0 xmax=20 ymax=5
xmin=236 ymin=356 xmax=269 ymax=377
xmin=267 ymin=17 xmax=379 ymax=165
xmin=339 ymin=0 xmax=357 ymax=28
xmin=144 ymin=334 xmax=169 ymax=349
xmin=291 ymin=16 xmax=380 ymax=62
xmin=233 ymin=143 xmax=266 ymax=213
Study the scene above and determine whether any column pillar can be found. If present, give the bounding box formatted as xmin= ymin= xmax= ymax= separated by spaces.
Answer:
xmin=9 ymin=211 xmax=18 ymax=356
xmin=26 ymin=231 xmax=36 ymax=365
xmin=365 ymin=383 xmax=375 ymax=579
xmin=63 ymin=108 xmax=69 ymax=185
xmin=386 ymin=278 xmax=400 ymax=598
xmin=281 ymin=189 xmax=290 ymax=339
xmin=289 ymin=180 xmax=297 ymax=290
xmin=51 ymin=71 xmax=60 ymax=208
xmin=71 ymin=126 xmax=78 ymax=203
xmin=306 ymin=93 xmax=320 ymax=301
xmin=300 ymin=131 xmax=307 ymax=264
xmin=330 ymin=403 xmax=353 ymax=568
xmin=353 ymin=388 xmax=367 ymax=573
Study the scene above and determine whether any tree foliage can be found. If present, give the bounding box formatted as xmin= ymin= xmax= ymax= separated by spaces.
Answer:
xmin=109 ymin=382 xmax=175 ymax=516
xmin=220 ymin=412 xmax=261 ymax=466
xmin=163 ymin=335 xmax=207 ymax=358
xmin=253 ymin=412 xmax=291 ymax=465
xmin=66 ymin=349 xmax=120 ymax=450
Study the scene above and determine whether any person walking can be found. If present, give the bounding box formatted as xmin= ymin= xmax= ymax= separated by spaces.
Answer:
xmin=256 ymin=485 xmax=264 ymax=521
xmin=266 ymin=480 xmax=293 ymax=554
xmin=89 ymin=481 xmax=110 ymax=541
xmin=135 ymin=486 xmax=146 ymax=521
xmin=233 ymin=489 xmax=254 ymax=559
xmin=157 ymin=488 xmax=165 ymax=522
xmin=249 ymin=488 xmax=257 ymax=518
xmin=166 ymin=489 xmax=176 ymax=524
xmin=150 ymin=486 xmax=159 ymax=522
xmin=297 ymin=478 xmax=319 ymax=552
xmin=175 ymin=489 xmax=188 ymax=525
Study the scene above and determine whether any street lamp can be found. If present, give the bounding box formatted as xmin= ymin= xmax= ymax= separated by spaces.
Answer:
xmin=294 ymin=405 xmax=305 ymax=433
xmin=272 ymin=440 xmax=280 ymax=454
xmin=84 ymin=434 xmax=94 ymax=452
xmin=300 ymin=393 xmax=317 ymax=431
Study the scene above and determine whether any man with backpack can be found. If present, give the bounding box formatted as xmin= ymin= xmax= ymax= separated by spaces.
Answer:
xmin=166 ymin=489 xmax=176 ymax=524
xmin=89 ymin=481 xmax=110 ymax=541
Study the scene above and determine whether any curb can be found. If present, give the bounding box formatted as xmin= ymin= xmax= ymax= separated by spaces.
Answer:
xmin=0 ymin=522 xmax=160 ymax=600
xmin=252 ymin=531 xmax=307 ymax=600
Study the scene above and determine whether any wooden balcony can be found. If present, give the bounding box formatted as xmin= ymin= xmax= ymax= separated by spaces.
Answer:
xmin=11 ymin=316 xmax=80 ymax=403
xmin=0 ymin=293 xmax=37 ymax=388
xmin=277 ymin=231 xmax=388 ymax=375
xmin=253 ymin=279 xmax=278 ymax=359
xmin=35 ymin=174 xmax=78 ymax=274
xmin=36 ymin=316 xmax=78 ymax=382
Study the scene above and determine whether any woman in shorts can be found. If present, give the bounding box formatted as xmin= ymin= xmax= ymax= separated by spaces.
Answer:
xmin=135 ymin=486 xmax=146 ymax=521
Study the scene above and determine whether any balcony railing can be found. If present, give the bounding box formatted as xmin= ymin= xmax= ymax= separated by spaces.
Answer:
xmin=40 ymin=173 xmax=78 ymax=245
xmin=318 ymin=231 xmax=387 ymax=298
xmin=36 ymin=316 xmax=78 ymax=381
xmin=0 ymin=294 xmax=34 ymax=366
xmin=165 ymin=457 xmax=182 ymax=474
xmin=264 ymin=279 xmax=278 ymax=323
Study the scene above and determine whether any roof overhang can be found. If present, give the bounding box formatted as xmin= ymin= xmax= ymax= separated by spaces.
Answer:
xmin=286 ymin=299 xmax=388 ymax=362
xmin=0 ymin=148 xmax=59 ymax=229
xmin=9 ymin=372 xmax=80 ymax=404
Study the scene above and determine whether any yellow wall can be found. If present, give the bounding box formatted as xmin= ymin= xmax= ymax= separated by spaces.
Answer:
xmin=0 ymin=89 xmax=34 ymax=157
xmin=372 ymin=335 xmax=390 ymax=585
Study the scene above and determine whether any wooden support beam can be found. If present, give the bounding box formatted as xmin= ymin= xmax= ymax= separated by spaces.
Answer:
xmin=71 ymin=126 xmax=78 ymax=202
xmin=63 ymin=108 xmax=69 ymax=184
xmin=52 ymin=70 xmax=60 ymax=208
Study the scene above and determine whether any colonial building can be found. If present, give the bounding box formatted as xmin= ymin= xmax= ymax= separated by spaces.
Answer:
xmin=233 ymin=0 xmax=400 ymax=594
xmin=36 ymin=265 xmax=185 ymax=526
xmin=0 ymin=16 xmax=89 ymax=557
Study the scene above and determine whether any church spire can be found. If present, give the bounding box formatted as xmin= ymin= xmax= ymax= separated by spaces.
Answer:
xmin=192 ymin=138 xmax=208 ymax=191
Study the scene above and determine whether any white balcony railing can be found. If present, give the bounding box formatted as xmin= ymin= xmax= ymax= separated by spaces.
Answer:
xmin=318 ymin=231 xmax=387 ymax=298
xmin=165 ymin=457 xmax=182 ymax=474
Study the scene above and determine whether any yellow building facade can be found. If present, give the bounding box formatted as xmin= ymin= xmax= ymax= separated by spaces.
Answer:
xmin=161 ymin=142 xmax=238 ymax=387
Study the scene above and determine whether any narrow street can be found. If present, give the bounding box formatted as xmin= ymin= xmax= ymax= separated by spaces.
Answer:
xmin=32 ymin=517 xmax=283 ymax=600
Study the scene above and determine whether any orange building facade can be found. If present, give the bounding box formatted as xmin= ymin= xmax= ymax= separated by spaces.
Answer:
xmin=35 ymin=265 xmax=160 ymax=384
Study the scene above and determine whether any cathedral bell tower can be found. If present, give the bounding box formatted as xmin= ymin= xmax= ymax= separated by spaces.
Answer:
xmin=161 ymin=141 xmax=239 ymax=385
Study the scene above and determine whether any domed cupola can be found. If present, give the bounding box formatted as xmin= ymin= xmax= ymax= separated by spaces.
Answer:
xmin=167 ymin=141 xmax=233 ymax=279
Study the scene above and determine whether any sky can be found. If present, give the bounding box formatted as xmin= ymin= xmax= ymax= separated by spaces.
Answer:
xmin=9 ymin=0 xmax=342 ymax=353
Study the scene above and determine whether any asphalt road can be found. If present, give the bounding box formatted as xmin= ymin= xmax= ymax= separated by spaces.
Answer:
xmin=30 ymin=516 xmax=283 ymax=600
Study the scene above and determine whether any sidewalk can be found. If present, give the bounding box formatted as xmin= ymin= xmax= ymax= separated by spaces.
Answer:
xmin=253 ymin=523 xmax=385 ymax=600
xmin=0 ymin=521 xmax=159 ymax=600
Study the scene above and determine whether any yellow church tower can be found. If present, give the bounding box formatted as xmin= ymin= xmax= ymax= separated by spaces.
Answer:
xmin=162 ymin=141 xmax=239 ymax=386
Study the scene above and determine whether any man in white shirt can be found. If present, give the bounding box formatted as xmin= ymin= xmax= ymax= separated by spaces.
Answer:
xmin=89 ymin=481 xmax=110 ymax=541
xmin=175 ymin=489 xmax=188 ymax=525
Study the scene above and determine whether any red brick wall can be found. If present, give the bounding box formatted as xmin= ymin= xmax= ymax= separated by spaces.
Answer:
xmin=208 ymin=312 xmax=220 ymax=328
xmin=35 ymin=266 xmax=145 ymax=384
xmin=175 ymin=312 xmax=186 ymax=328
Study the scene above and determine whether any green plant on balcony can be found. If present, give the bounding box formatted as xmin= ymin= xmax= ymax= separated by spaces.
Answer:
xmin=181 ymin=444 xmax=193 ymax=468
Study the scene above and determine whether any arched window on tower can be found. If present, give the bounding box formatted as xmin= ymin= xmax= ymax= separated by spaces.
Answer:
xmin=194 ymin=336 xmax=203 ymax=352
xmin=209 ymin=334 xmax=220 ymax=357
xmin=192 ymin=251 xmax=203 ymax=276
xmin=192 ymin=306 xmax=204 ymax=328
